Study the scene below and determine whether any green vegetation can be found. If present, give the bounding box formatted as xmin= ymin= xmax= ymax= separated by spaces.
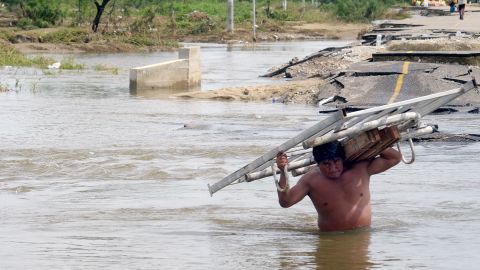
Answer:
xmin=2 ymin=0 xmax=64 ymax=29
xmin=59 ymin=56 xmax=84 ymax=70
xmin=41 ymin=28 xmax=91 ymax=43
xmin=123 ymin=35 xmax=178 ymax=48
xmin=0 ymin=83 xmax=9 ymax=92
xmin=0 ymin=43 xmax=85 ymax=70
xmin=94 ymin=64 xmax=119 ymax=74
xmin=0 ymin=42 xmax=53 ymax=67
xmin=0 ymin=0 xmax=406 ymax=57
xmin=326 ymin=0 xmax=406 ymax=22
xmin=1 ymin=0 xmax=406 ymax=33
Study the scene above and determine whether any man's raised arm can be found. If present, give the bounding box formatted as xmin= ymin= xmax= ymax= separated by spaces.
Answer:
xmin=276 ymin=152 xmax=310 ymax=208
xmin=366 ymin=148 xmax=402 ymax=176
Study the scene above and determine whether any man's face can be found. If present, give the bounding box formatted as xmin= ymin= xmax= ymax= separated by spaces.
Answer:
xmin=318 ymin=157 xmax=344 ymax=179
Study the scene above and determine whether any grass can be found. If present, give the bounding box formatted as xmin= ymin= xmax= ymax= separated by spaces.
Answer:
xmin=0 ymin=43 xmax=54 ymax=68
xmin=0 ymin=83 xmax=9 ymax=92
xmin=0 ymin=43 xmax=88 ymax=70
xmin=94 ymin=64 xmax=119 ymax=75
xmin=42 ymin=69 xmax=56 ymax=75
xmin=41 ymin=28 xmax=91 ymax=43
xmin=59 ymin=56 xmax=84 ymax=70
xmin=123 ymin=34 xmax=178 ymax=48
xmin=0 ymin=43 xmax=31 ymax=66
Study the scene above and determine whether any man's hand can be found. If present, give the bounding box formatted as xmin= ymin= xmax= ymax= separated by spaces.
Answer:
xmin=276 ymin=152 xmax=288 ymax=171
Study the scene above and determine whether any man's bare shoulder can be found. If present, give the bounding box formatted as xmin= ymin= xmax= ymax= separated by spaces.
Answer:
xmin=300 ymin=167 xmax=328 ymax=185
xmin=302 ymin=166 xmax=320 ymax=178
xmin=347 ymin=160 xmax=370 ymax=172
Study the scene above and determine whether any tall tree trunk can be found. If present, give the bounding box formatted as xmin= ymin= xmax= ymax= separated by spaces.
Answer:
xmin=92 ymin=0 xmax=111 ymax=32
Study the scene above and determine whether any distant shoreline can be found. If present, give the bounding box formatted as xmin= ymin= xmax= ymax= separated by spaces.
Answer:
xmin=2 ymin=21 xmax=370 ymax=54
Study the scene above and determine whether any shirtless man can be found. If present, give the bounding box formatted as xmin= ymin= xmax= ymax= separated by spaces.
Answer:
xmin=276 ymin=140 xmax=402 ymax=232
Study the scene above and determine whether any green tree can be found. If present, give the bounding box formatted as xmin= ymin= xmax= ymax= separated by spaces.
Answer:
xmin=2 ymin=0 xmax=64 ymax=28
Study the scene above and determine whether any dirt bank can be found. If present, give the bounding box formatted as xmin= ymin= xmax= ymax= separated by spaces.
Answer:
xmin=1 ymin=20 xmax=370 ymax=54
xmin=174 ymin=78 xmax=329 ymax=105
xmin=174 ymin=45 xmax=382 ymax=105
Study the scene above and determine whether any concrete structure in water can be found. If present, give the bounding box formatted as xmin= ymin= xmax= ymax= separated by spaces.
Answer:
xmin=129 ymin=47 xmax=201 ymax=93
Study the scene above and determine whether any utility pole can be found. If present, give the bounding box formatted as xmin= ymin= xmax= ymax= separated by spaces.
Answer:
xmin=227 ymin=0 xmax=234 ymax=33
xmin=252 ymin=0 xmax=256 ymax=41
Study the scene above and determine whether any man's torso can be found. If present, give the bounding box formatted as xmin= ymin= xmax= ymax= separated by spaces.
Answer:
xmin=305 ymin=164 xmax=372 ymax=231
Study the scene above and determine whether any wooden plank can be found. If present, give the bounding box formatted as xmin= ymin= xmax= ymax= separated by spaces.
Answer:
xmin=357 ymin=125 xmax=401 ymax=160
xmin=342 ymin=129 xmax=380 ymax=161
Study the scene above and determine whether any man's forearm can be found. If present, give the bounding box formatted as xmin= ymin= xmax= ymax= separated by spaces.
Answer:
xmin=380 ymin=147 xmax=402 ymax=162
xmin=278 ymin=172 xmax=289 ymax=190
xmin=277 ymin=171 xmax=292 ymax=207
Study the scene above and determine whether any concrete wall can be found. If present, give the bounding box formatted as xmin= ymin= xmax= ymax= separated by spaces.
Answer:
xmin=129 ymin=47 xmax=201 ymax=93
xmin=179 ymin=47 xmax=202 ymax=88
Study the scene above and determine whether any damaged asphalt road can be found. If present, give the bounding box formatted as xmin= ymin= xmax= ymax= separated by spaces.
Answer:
xmin=322 ymin=61 xmax=480 ymax=109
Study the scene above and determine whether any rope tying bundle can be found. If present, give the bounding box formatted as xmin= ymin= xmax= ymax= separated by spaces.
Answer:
xmin=271 ymin=162 xmax=290 ymax=192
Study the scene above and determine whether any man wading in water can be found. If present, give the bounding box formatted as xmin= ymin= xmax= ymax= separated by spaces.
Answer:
xmin=275 ymin=141 xmax=401 ymax=232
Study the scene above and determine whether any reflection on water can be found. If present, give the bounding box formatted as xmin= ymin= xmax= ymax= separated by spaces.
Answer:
xmin=132 ymin=85 xmax=202 ymax=98
xmin=1 ymin=41 xmax=480 ymax=270
xmin=315 ymin=230 xmax=372 ymax=270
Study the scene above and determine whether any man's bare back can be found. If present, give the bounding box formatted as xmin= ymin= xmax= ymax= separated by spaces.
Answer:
xmin=276 ymin=142 xmax=401 ymax=232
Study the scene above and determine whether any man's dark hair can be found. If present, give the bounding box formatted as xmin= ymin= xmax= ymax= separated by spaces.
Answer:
xmin=312 ymin=141 xmax=344 ymax=163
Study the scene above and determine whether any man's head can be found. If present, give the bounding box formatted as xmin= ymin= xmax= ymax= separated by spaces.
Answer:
xmin=312 ymin=141 xmax=345 ymax=179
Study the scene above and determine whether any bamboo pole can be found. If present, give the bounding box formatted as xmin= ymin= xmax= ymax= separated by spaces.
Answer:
xmin=303 ymin=112 xmax=421 ymax=149
xmin=245 ymin=154 xmax=315 ymax=182
xmin=207 ymin=110 xmax=345 ymax=196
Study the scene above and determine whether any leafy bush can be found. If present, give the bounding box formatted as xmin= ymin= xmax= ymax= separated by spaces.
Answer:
xmin=16 ymin=18 xmax=34 ymax=30
xmin=4 ymin=0 xmax=65 ymax=28
xmin=130 ymin=6 xmax=157 ymax=33
xmin=329 ymin=0 xmax=401 ymax=22
xmin=269 ymin=10 xmax=290 ymax=21
xmin=24 ymin=0 xmax=64 ymax=26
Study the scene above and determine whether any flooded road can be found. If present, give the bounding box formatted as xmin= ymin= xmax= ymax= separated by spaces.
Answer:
xmin=1 ymin=41 xmax=480 ymax=269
